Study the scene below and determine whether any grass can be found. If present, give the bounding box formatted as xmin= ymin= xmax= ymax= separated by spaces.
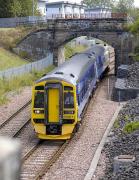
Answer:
xmin=123 ymin=121 xmax=139 ymax=133
xmin=114 ymin=115 xmax=131 ymax=129
xmin=0 ymin=47 xmax=28 ymax=71
xmin=0 ymin=65 xmax=54 ymax=105
xmin=0 ymin=27 xmax=40 ymax=70
xmin=133 ymin=54 xmax=139 ymax=61
xmin=114 ymin=118 xmax=120 ymax=129
xmin=65 ymin=44 xmax=88 ymax=60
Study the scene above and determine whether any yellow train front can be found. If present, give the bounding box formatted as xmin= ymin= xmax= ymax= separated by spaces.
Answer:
xmin=32 ymin=77 xmax=78 ymax=140
xmin=31 ymin=44 xmax=113 ymax=140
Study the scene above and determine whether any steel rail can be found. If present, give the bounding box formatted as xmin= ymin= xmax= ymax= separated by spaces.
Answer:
xmin=13 ymin=119 xmax=31 ymax=138
xmin=34 ymin=140 xmax=70 ymax=180
xmin=22 ymin=140 xmax=42 ymax=163
xmin=0 ymin=100 xmax=31 ymax=130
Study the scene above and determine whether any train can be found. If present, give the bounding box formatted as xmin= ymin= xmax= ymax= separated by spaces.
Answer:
xmin=31 ymin=44 xmax=115 ymax=140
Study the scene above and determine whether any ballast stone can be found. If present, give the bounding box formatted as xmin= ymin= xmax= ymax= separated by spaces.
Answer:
xmin=117 ymin=65 xmax=129 ymax=79
xmin=113 ymin=62 xmax=139 ymax=101
xmin=126 ymin=62 xmax=139 ymax=88
xmin=101 ymin=97 xmax=139 ymax=180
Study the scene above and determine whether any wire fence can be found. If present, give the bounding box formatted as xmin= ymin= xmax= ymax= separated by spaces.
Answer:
xmin=0 ymin=53 xmax=53 ymax=79
xmin=0 ymin=16 xmax=47 ymax=28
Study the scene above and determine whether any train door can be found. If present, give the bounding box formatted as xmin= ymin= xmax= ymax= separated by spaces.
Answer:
xmin=45 ymin=83 xmax=63 ymax=124
xmin=48 ymin=88 xmax=59 ymax=123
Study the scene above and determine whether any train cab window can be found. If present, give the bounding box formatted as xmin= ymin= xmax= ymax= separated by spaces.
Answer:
xmin=64 ymin=86 xmax=73 ymax=91
xmin=35 ymin=86 xmax=44 ymax=90
xmin=64 ymin=92 xmax=74 ymax=108
xmin=34 ymin=91 xmax=44 ymax=108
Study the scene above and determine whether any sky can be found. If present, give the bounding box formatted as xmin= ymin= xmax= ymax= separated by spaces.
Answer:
xmin=134 ymin=0 xmax=139 ymax=7
xmin=49 ymin=0 xmax=139 ymax=7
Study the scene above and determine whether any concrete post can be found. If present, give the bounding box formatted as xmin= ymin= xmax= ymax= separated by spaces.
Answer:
xmin=53 ymin=45 xmax=65 ymax=66
xmin=113 ymin=155 xmax=135 ymax=175
xmin=0 ymin=137 xmax=21 ymax=180
xmin=58 ymin=45 xmax=65 ymax=65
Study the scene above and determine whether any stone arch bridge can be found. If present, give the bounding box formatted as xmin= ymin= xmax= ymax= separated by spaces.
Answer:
xmin=15 ymin=15 xmax=133 ymax=73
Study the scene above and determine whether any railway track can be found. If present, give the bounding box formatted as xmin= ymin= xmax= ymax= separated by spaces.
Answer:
xmin=21 ymin=140 xmax=69 ymax=180
xmin=0 ymin=100 xmax=43 ymax=171
xmin=13 ymin=119 xmax=31 ymax=137
xmin=0 ymin=100 xmax=31 ymax=137
xmin=0 ymin=99 xmax=42 ymax=160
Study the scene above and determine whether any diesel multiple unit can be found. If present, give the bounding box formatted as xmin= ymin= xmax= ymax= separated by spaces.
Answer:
xmin=31 ymin=44 xmax=114 ymax=139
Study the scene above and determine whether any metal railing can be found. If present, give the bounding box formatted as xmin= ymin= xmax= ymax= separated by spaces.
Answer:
xmin=0 ymin=53 xmax=53 ymax=79
xmin=47 ymin=13 xmax=127 ymax=19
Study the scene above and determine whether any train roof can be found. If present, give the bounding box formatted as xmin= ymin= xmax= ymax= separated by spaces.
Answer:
xmin=37 ymin=45 xmax=106 ymax=85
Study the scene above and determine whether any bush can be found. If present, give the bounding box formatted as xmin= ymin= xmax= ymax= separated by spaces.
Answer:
xmin=19 ymin=50 xmax=31 ymax=60
xmin=64 ymin=44 xmax=88 ymax=60
xmin=134 ymin=46 xmax=139 ymax=53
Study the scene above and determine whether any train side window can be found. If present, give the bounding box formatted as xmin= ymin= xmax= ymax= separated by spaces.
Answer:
xmin=77 ymin=95 xmax=80 ymax=105
xmin=34 ymin=91 xmax=44 ymax=108
xmin=99 ymin=56 xmax=103 ymax=67
xmin=92 ymin=66 xmax=95 ymax=78
xmin=64 ymin=92 xmax=74 ymax=108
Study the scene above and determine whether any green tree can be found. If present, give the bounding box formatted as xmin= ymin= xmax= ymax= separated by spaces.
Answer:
xmin=10 ymin=0 xmax=22 ymax=17
xmin=19 ymin=0 xmax=38 ymax=17
xmin=0 ymin=0 xmax=13 ymax=18
xmin=114 ymin=0 xmax=135 ymax=13
xmin=0 ymin=0 xmax=38 ymax=18
xmin=83 ymin=0 xmax=115 ymax=8
xmin=128 ymin=18 xmax=139 ymax=34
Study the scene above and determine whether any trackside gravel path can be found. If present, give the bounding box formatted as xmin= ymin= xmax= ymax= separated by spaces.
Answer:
xmin=42 ymin=76 xmax=119 ymax=180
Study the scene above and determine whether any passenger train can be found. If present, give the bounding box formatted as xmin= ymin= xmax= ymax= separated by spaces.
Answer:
xmin=31 ymin=44 xmax=115 ymax=140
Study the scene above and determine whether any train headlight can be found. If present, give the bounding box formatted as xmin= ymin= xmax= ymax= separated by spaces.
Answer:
xmin=64 ymin=111 xmax=74 ymax=114
xmin=34 ymin=110 xmax=44 ymax=114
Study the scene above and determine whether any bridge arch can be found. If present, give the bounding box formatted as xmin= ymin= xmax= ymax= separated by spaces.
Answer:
xmin=14 ymin=17 xmax=133 ymax=73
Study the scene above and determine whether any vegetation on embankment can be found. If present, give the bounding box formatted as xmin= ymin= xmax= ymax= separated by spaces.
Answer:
xmin=132 ymin=46 xmax=139 ymax=61
xmin=0 ymin=27 xmax=39 ymax=50
xmin=0 ymin=65 xmax=54 ymax=105
xmin=114 ymin=97 xmax=139 ymax=134
xmin=0 ymin=47 xmax=27 ymax=71
xmin=124 ymin=121 xmax=139 ymax=133
xmin=114 ymin=115 xmax=139 ymax=133
xmin=128 ymin=18 xmax=139 ymax=62
xmin=0 ymin=26 xmax=43 ymax=69
xmin=65 ymin=44 xmax=88 ymax=60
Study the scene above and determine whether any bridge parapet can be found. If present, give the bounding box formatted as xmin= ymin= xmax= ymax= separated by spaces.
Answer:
xmin=47 ymin=12 xmax=127 ymax=20
xmin=47 ymin=19 xmax=127 ymax=33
